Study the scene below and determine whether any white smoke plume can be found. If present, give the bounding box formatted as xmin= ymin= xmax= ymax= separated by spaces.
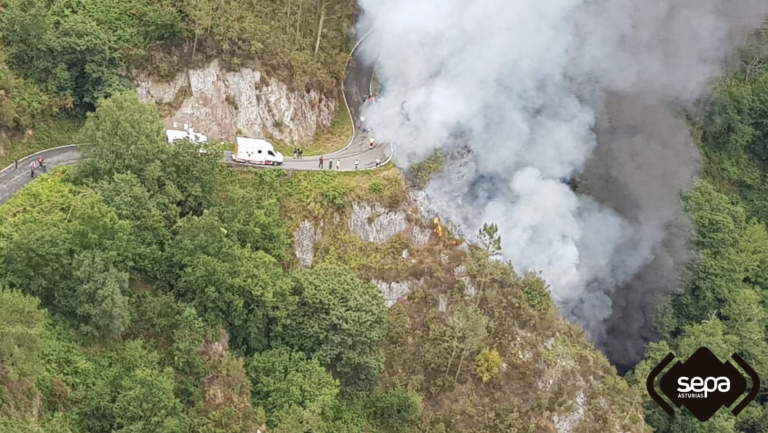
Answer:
xmin=355 ymin=0 xmax=768 ymax=367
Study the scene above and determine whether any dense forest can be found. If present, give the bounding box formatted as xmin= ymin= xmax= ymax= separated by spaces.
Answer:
xmin=630 ymin=39 xmax=768 ymax=432
xmin=0 ymin=92 xmax=420 ymax=433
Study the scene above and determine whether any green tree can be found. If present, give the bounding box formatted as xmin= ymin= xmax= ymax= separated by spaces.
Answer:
xmin=168 ymin=308 xmax=209 ymax=404
xmin=0 ymin=0 xmax=131 ymax=105
xmin=661 ymin=181 xmax=768 ymax=335
xmin=271 ymin=403 xmax=324 ymax=433
xmin=477 ymin=222 xmax=502 ymax=294
xmin=0 ymin=68 xmax=59 ymax=133
xmin=168 ymin=213 xmax=291 ymax=353
xmin=75 ymin=341 xmax=184 ymax=433
xmin=0 ymin=177 xmax=133 ymax=315
xmin=274 ymin=266 xmax=388 ymax=392
xmin=74 ymin=92 xmax=221 ymax=217
xmin=0 ymin=287 xmax=47 ymax=377
xmin=69 ymin=251 xmax=132 ymax=341
xmin=367 ymin=389 xmax=422 ymax=433
xmin=74 ymin=91 xmax=167 ymax=188
xmin=478 ymin=223 xmax=502 ymax=258
xmin=96 ymin=173 xmax=173 ymax=280
xmin=0 ymin=0 xmax=185 ymax=107
xmin=316 ymin=398 xmax=368 ymax=433
xmin=164 ymin=137 xmax=223 ymax=216
xmin=112 ymin=368 xmax=186 ymax=433
xmin=209 ymin=190 xmax=288 ymax=261
xmin=246 ymin=349 xmax=339 ymax=421
xmin=126 ymin=293 xmax=209 ymax=404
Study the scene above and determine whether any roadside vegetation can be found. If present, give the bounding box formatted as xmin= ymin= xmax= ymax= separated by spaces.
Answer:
xmin=0 ymin=116 xmax=84 ymax=168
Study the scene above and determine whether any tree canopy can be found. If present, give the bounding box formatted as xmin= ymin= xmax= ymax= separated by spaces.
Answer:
xmin=274 ymin=266 xmax=388 ymax=392
xmin=635 ymin=46 xmax=768 ymax=433
xmin=0 ymin=89 xmax=398 ymax=431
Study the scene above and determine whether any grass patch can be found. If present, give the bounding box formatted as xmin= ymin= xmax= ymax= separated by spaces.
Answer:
xmin=315 ymin=231 xmax=413 ymax=279
xmin=271 ymin=91 xmax=352 ymax=157
xmin=0 ymin=115 xmax=85 ymax=168
xmin=218 ymin=164 xmax=414 ymax=277
xmin=220 ymin=164 xmax=406 ymax=230
xmin=282 ymin=166 xmax=406 ymax=226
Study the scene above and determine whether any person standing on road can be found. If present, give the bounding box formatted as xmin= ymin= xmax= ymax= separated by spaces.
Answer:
xmin=319 ymin=156 xmax=324 ymax=169
xmin=30 ymin=161 xmax=36 ymax=178
xmin=355 ymin=159 xmax=359 ymax=170
xmin=298 ymin=148 xmax=303 ymax=159
xmin=328 ymin=158 xmax=333 ymax=170
xmin=294 ymin=148 xmax=298 ymax=159
xmin=369 ymin=137 xmax=375 ymax=149
xmin=14 ymin=159 xmax=18 ymax=170
xmin=38 ymin=156 xmax=46 ymax=173
xmin=336 ymin=160 xmax=340 ymax=170
xmin=375 ymin=158 xmax=380 ymax=168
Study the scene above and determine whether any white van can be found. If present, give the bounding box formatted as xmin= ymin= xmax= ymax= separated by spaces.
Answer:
xmin=166 ymin=126 xmax=209 ymax=153
xmin=233 ymin=137 xmax=284 ymax=166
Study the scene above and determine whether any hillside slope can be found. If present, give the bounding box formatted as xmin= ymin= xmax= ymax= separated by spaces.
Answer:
xmin=227 ymin=166 xmax=650 ymax=432
xmin=0 ymin=94 xmax=649 ymax=432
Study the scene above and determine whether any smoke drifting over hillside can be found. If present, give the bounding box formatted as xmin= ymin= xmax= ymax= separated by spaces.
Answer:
xmin=355 ymin=0 xmax=768 ymax=366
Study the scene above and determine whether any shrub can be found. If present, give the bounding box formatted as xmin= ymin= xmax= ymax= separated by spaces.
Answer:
xmin=369 ymin=180 xmax=384 ymax=195
xmin=475 ymin=348 xmax=503 ymax=383
xmin=368 ymin=388 xmax=422 ymax=433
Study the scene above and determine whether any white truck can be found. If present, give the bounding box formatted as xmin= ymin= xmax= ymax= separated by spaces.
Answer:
xmin=233 ymin=137 xmax=284 ymax=166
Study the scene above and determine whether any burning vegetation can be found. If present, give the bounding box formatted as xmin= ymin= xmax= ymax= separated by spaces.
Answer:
xmin=433 ymin=216 xmax=444 ymax=238
xmin=433 ymin=216 xmax=458 ymax=245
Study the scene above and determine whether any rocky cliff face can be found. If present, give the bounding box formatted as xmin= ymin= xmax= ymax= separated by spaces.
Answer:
xmin=293 ymin=200 xmax=433 ymax=307
xmin=136 ymin=59 xmax=337 ymax=143
xmin=288 ymin=194 xmax=648 ymax=433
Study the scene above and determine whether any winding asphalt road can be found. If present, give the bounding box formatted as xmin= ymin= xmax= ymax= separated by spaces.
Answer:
xmin=0 ymin=34 xmax=390 ymax=205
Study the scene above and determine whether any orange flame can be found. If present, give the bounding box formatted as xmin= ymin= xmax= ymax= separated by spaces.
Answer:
xmin=433 ymin=217 xmax=444 ymax=238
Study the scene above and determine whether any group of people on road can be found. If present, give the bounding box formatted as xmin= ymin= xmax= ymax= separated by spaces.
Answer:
xmin=317 ymin=156 xmax=364 ymax=171
xmin=314 ymin=93 xmax=381 ymax=172
xmin=318 ymin=156 xmax=342 ymax=170
xmin=293 ymin=148 xmax=304 ymax=159
xmin=20 ymin=155 xmax=46 ymax=178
